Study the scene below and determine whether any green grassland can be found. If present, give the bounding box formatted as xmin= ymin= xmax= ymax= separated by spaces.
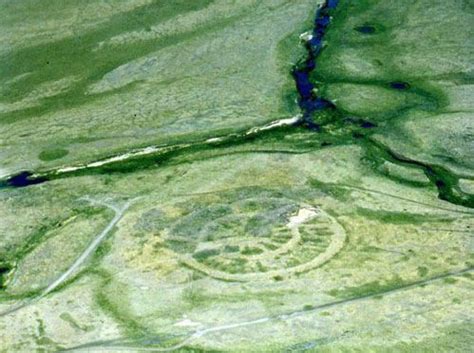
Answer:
xmin=0 ymin=0 xmax=314 ymax=176
xmin=0 ymin=0 xmax=473 ymax=352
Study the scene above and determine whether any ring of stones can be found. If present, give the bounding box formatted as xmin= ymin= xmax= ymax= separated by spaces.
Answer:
xmin=178 ymin=206 xmax=346 ymax=282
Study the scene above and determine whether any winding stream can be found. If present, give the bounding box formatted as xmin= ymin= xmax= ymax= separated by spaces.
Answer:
xmin=1 ymin=0 xmax=473 ymax=350
xmin=0 ymin=0 xmax=472 ymax=213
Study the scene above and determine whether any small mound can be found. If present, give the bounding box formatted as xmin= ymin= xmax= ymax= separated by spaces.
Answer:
xmin=38 ymin=148 xmax=69 ymax=161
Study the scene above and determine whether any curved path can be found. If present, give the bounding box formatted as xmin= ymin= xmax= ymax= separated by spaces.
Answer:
xmin=62 ymin=267 xmax=473 ymax=352
xmin=0 ymin=197 xmax=131 ymax=317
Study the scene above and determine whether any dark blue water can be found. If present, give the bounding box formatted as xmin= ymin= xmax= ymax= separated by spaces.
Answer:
xmin=1 ymin=171 xmax=47 ymax=188
xmin=390 ymin=81 xmax=410 ymax=90
xmin=355 ymin=25 xmax=376 ymax=34
xmin=361 ymin=121 xmax=377 ymax=129
xmin=292 ymin=0 xmax=339 ymax=131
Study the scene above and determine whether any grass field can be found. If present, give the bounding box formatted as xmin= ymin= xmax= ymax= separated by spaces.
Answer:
xmin=0 ymin=0 xmax=473 ymax=351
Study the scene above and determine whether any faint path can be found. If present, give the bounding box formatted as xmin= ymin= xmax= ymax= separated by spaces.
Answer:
xmin=62 ymin=267 xmax=473 ymax=352
xmin=41 ymin=198 xmax=131 ymax=297
xmin=341 ymin=183 xmax=474 ymax=215
xmin=0 ymin=197 xmax=132 ymax=317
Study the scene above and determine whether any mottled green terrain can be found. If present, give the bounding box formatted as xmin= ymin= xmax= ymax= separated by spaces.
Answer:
xmin=0 ymin=0 xmax=473 ymax=352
